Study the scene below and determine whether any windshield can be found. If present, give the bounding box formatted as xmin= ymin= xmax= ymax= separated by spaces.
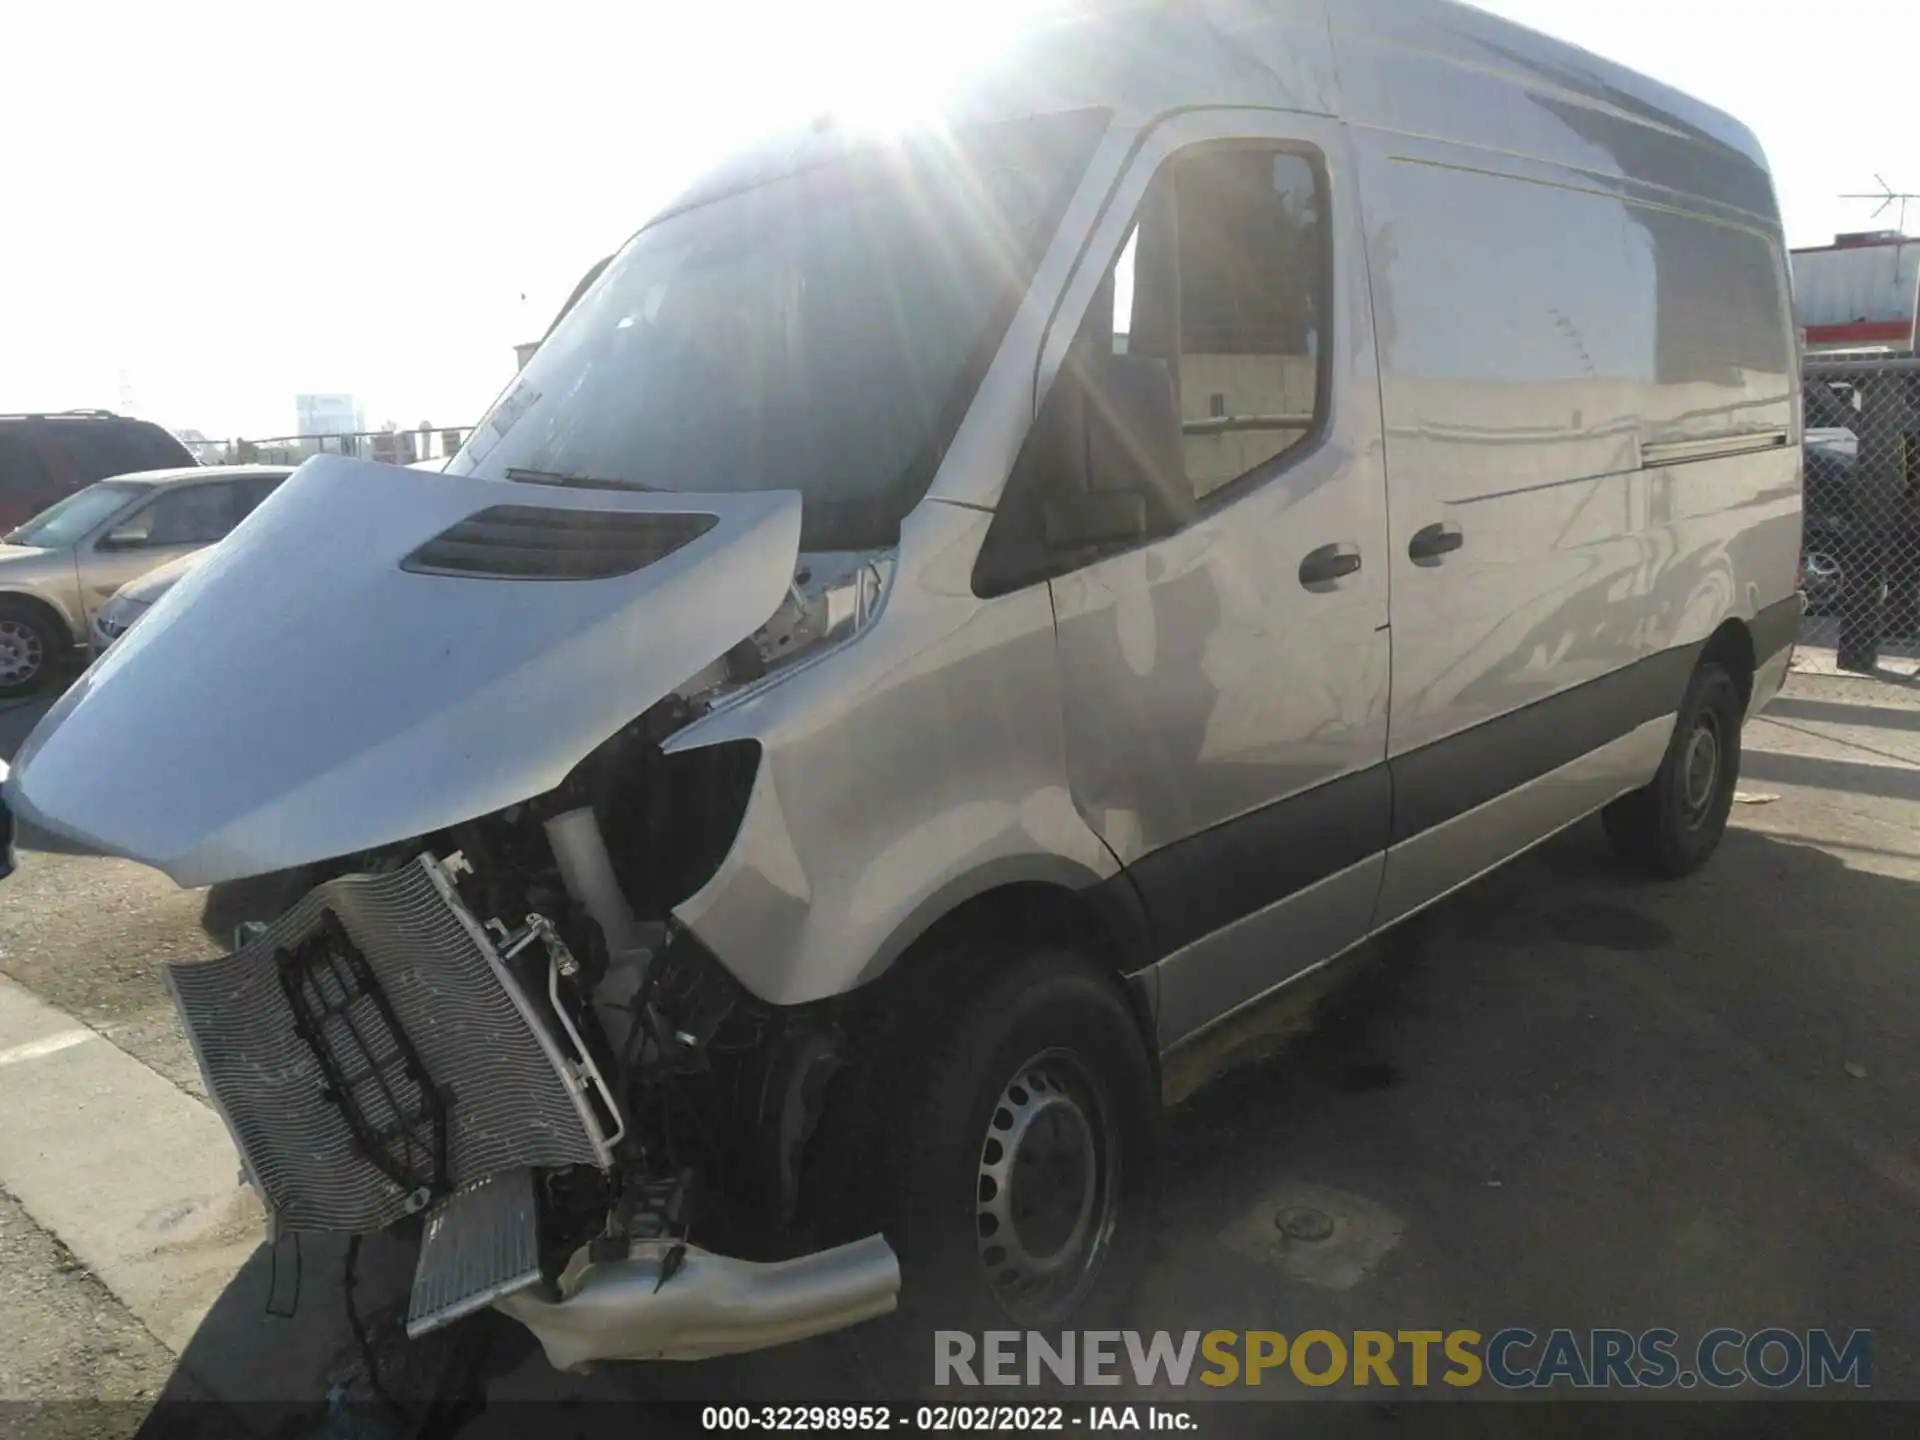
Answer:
xmin=450 ymin=109 xmax=1109 ymax=549
xmin=7 ymin=481 xmax=146 ymax=548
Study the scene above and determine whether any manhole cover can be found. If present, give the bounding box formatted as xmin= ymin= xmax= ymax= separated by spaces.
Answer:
xmin=1223 ymin=1182 xmax=1404 ymax=1289
xmin=1275 ymin=1206 xmax=1335 ymax=1242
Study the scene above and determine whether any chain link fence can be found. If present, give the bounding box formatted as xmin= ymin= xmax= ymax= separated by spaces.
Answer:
xmin=1796 ymin=356 xmax=1920 ymax=694
xmin=181 ymin=425 xmax=473 ymax=469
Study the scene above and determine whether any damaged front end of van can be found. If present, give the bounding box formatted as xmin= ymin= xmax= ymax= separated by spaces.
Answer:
xmin=5 ymin=453 xmax=906 ymax=1365
xmin=0 ymin=99 xmax=1129 ymax=1368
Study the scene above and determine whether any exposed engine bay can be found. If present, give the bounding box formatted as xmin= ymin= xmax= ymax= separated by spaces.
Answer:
xmin=155 ymin=533 xmax=902 ymax=1366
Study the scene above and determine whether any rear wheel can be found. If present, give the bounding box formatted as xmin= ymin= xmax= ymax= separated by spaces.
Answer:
xmin=1603 ymin=660 xmax=1743 ymax=878
xmin=0 ymin=601 xmax=61 ymax=698
xmin=875 ymin=946 xmax=1158 ymax=1354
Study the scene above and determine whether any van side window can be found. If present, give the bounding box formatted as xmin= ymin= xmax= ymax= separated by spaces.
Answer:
xmin=1172 ymin=150 xmax=1326 ymax=501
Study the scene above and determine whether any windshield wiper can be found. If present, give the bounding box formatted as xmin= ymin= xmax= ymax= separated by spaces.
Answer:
xmin=503 ymin=467 xmax=662 ymax=493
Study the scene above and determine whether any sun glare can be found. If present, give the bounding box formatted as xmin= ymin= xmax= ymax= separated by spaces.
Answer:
xmin=814 ymin=0 xmax=1065 ymax=136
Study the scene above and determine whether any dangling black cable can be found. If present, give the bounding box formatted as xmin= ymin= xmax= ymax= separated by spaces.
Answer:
xmin=343 ymin=1234 xmax=410 ymax=1425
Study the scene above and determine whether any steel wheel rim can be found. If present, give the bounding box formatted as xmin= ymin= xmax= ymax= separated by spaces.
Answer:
xmin=975 ymin=1048 xmax=1119 ymax=1324
xmin=1681 ymin=712 xmax=1721 ymax=821
xmin=0 ymin=619 xmax=44 ymax=686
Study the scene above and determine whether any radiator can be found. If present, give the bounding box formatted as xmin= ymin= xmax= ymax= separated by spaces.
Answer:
xmin=165 ymin=855 xmax=611 ymax=1234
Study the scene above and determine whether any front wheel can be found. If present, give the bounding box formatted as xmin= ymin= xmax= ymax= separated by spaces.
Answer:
xmin=0 ymin=601 xmax=62 ymax=698
xmin=1603 ymin=659 xmax=1744 ymax=878
xmin=877 ymin=947 xmax=1158 ymax=1347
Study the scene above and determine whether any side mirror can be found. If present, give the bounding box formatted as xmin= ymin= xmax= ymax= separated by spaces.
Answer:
xmin=1046 ymin=352 xmax=1192 ymax=553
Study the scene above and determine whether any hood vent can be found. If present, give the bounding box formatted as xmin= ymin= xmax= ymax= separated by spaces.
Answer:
xmin=402 ymin=505 xmax=719 ymax=580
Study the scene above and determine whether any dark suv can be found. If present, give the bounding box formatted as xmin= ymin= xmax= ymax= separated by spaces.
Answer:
xmin=0 ymin=411 xmax=198 ymax=531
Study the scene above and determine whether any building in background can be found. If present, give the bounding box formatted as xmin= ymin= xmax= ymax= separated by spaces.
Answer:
xmin=1791 ymin=232 xmax=1919 ymax=356
xmin=295 ymin=393 xmax=364 ymax=437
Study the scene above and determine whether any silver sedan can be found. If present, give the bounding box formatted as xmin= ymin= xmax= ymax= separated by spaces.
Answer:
xmin=0 ymin=465 xmax=291 ymax=695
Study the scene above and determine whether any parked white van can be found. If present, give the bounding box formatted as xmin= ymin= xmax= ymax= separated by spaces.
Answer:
xmin=5 ymin=0 xmax=1801 ymax=1370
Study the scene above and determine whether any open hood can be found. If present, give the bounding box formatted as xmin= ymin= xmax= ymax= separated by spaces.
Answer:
xmin=5 ymin=455 xmax=801 ymax=886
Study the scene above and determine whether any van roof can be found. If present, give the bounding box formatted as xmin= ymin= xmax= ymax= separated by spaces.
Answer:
xmin=654 ymin=0 xmax=1771 ymax=235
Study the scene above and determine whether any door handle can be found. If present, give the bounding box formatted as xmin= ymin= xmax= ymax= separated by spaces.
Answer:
xmin=1408 ymin=521 xmax=1464 ymax=564
xmin=1299 ymin=541 xmax=1363 ymax=587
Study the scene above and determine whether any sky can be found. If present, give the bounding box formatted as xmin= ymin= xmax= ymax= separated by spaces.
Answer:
xmin=3 ymin=0 xmax=1913 ymax=439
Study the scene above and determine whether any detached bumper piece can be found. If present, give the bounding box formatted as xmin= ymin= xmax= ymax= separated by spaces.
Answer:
xmin=165 ymin=856 xmax=612 ymax=1234
xmin=495 ymin=1233 xmax=902 ymax=1368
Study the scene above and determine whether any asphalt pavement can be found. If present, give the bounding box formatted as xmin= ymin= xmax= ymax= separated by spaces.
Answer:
xmin=0 ymin=671 xmax=1916 ymax=1436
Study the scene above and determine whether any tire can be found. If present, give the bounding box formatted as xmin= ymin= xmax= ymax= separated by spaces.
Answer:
xmin=0 ymin=600 xmax=62 ymax=698
xmin=1603 ymin=660 xmax=1744 ymax=879
xmin=873 ymin=945 xmax=1158 ymax=1359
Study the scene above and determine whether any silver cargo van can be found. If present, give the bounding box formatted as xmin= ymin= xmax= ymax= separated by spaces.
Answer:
xmin=5 ymin=0 xmax=1801 ymax=1370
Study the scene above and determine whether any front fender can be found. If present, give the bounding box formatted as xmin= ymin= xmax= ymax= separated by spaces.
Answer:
xmin=667 ymin=502 xmax=1120 ymax=1007
xmin=0 ymin=585 xmax=84 ymax=646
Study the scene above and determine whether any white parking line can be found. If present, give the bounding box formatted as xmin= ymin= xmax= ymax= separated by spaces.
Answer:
xmin=0 ymin=1028 xmax=96 ymax=1068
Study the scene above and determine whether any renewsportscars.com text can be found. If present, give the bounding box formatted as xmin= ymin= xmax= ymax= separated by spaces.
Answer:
xmin=934 ymin=1328 xmax=1872 ymax=1391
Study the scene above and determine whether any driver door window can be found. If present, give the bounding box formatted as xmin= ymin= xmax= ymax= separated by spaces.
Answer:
xmin=976 ymin=143 xmax=1330 ymax=595
xmin=1174 ymin=150 xmax=1325 ymax=500
xmin=1097 ymin=147 xmax=1326 ymax=502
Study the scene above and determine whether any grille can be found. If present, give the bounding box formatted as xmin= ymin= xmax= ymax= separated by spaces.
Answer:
xmin=165 ymin=857 xmax=610 ymax=1234
xmin=275 ymin=912 xmax=449 ymax=1211
xmin=401 ymin=505 xmax=718 ymax=580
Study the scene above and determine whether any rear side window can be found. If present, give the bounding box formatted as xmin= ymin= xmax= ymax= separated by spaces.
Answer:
xmin=1366 ymin=159 xmax=1792 ymax=490
xmin=0 ymin=434 xmax=53 ymax=495
xmin=234 ymin=474 xmax=283 ymax=518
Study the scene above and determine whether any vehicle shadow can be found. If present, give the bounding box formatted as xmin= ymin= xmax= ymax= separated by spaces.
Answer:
xmin=1742 ymin=747 xmax=1920 ymax=803
xmin=134 ymin=1227 xmax=483 ymax=1439
xmin=1766 ymin=695 xmax=1920 ymax=734
xmin=198 ymin=871 xmax=310 ymax=949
